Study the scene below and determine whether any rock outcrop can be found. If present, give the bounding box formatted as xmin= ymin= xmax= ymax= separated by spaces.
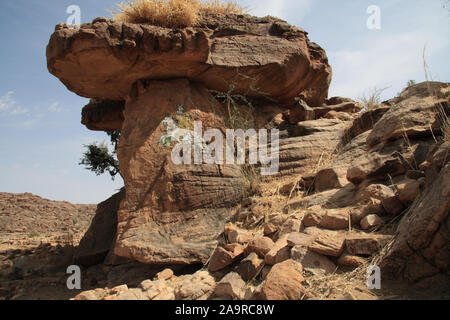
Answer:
xmin=47 ymin=13 xmax=331 ymax=106
xmin=45 ymin=7 xmax=450 ymax=300
xmin=47 ymin=12 xmax=333 ymax=266
xmin=379 ymin=150 xmax=450 ymax=289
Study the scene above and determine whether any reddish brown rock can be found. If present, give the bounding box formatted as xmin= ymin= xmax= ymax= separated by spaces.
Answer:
xmin=278 ymin=119 xmax=348 ymax=176
xmin=323 ymin=110 xmax=354 ymax=121
xmin=265 ymin=234 xmax=291 ymax=265
xmin=288 ymin=101 xmax=315 ymax=124
xmin=340 ymin=106 xmax=390 ymax=146
xmin=147 ymin=281 xmax=176 ymax=300
xmin=246 ymin=237 xmax=275 ymax=258
xmin=155 ymin=268 xmax=174 ymax=281
xmin=431 ymin=141 xmax=450 ymax=169
xmin=262 ymin=259 xmax=307 ymax=300
xmin=75 ymin=290 xmax=104 ymax=301
xmin=315 ymin=168 xmax=346 ymax=192
xmin=286 ymin=232 xmax=313 ymax=247
xmin=47 ymin=14 xmax=331 ymax=106
xmin=111 ymin=79 xmax=246 ymax=265
xmin=114 ymin=288 xmax=148 ymax=300
xmin=237 ymin=252 xmax=263 ymax=282
xmin=225 ymin=224 xmax=253 ymax=244
xmin=304 ymin=227 xmax=346 ymax=257
xmin=381 ymin=196 xmax=405 ymax=216
xmin=319 ymin=209 xmax=350 ymax=230
xmin=278 ymin=217 xmax=302 ymax=237
xmin=345 ymin=234 xmax=392 ymax=256
xmin=360 ymin=214 xmax=385 ymax=231
xmin=109 ymin=284 xmax=128 ymax=295
xmin=208 ymin=244 xmax=245 ymax=272
xmin=346 ymin=137 xmax=435 ymax=185
xmin=314 ymin=100 xmax=363 ymax=118
xmin=214 ymin=272 xmax=245 ymax=300
xmin=397 ymin=179 xmax=421 ymax=204
xmin=81 ymin=99 xmax=124 ymax=131
xmin=337 ymin=252 xmax=367 ymax=268
xmin=291 ymin=246 xmax=336 ymax=275
xmin=356 ymin=183 xmax=395 ymax=205
xmin=174 ymin=270 xmax=216 ymax=300
xmin=380 ymin=163 xmax=450 ymax=286
xmin=302 ymin=209 xmax=323 ymax=227
xmin=263 ymin=213 xmax=287 ymax=236
xmin=366 ymin=82 xmax=449 ymax=147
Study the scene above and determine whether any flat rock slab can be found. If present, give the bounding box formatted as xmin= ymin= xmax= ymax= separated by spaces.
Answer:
xmin=304 ymin=227 xmax=346 ymax=257
xmin=291 ymin=246 xmax=336 ymax=275
xmin=345 ymin=234 xmax=392 ymax=256
xmin=286 ymin=232 xmax=314 ymax=247
xmin=47 ymin=13 xmax=331 ymax=106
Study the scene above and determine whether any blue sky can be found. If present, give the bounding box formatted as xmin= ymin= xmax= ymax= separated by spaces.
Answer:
xmin=0 ymin=0 xmax=448 ymax=204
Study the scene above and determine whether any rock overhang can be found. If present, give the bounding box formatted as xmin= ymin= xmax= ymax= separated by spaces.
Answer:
xmin=47 ymin=13 xmax=332 ymax=107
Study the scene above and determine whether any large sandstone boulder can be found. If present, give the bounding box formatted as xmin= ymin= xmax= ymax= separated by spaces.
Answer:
xmin=367 ymin=82 xmax=449 ymax=147
xmin=47 ymin=13 xmax=331 ymax=106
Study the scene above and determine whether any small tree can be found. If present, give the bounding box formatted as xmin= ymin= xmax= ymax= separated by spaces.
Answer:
xmin=79 ymin=131 xmax=121 ymax=180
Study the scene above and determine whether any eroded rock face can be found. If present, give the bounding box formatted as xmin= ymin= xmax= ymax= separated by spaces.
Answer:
xmin=47 ymin=13 xmax=331 ymax=106
xmin=112 ymin=79 xmax=245 ymax=264
xmin=74 ymin=189 xmax=125 ymax=267
xmin=81 ymin=100 xmax=125 ymax=131
xmin=367 ymin=82 xmax=449 ymax=147
xmin=380 ymin=163 xmax=450 ymax=287
xmin=277 ymin=119 xmax=350 ymax=176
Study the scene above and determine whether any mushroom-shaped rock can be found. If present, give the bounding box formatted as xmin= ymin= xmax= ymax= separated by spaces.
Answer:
xmin=46 ymin=13 xmax=332 ymax=266
xmin=47 ymin=13 xmax=331 ymax=106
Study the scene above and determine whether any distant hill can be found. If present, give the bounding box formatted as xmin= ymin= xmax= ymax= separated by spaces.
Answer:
xmin=0 ymin=192 xmax=96 ymax=236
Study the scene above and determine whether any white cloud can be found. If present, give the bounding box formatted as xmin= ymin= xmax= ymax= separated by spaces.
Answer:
xmin=0 ymin=91 xmax=17 ymax=111
xmin=328 ymin=29 xmax=448 ymax=100
xmin=241 ymin=0 xmax=311 ymax=21
xmin=0 ymin=94 xmax=64 ymax=127
xmin=245 ymin=0 xmax=286 ymax=18
xmin=48 ymin=101 xmax=62 ymax=112
xmin=9 ymin=106 xmax=29 ymax=115
xmin=0 ymin=91 xmax=30 ymax=116
xmin=16 ymin=113 xmax=44 ymax=128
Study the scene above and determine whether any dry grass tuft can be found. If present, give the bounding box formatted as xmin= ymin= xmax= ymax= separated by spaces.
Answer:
xmin=201 ymin=0 xmax=244 ymax=14
xmin=358 ymin=87 xmax=389 ymax=111
xmin=422 ymin=46 xmax=450 ymax=142
xmin=110 ymin=0 xmax=244 ymax=28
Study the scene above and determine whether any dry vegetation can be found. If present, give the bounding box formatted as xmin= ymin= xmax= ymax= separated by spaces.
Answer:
xmin=110 ymin=0 xmax=245 ymax=28
xmin=422 ymin=47 xmax=450 ymax=142
xmin=358 ymin=87 xmax=388 ymax=111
